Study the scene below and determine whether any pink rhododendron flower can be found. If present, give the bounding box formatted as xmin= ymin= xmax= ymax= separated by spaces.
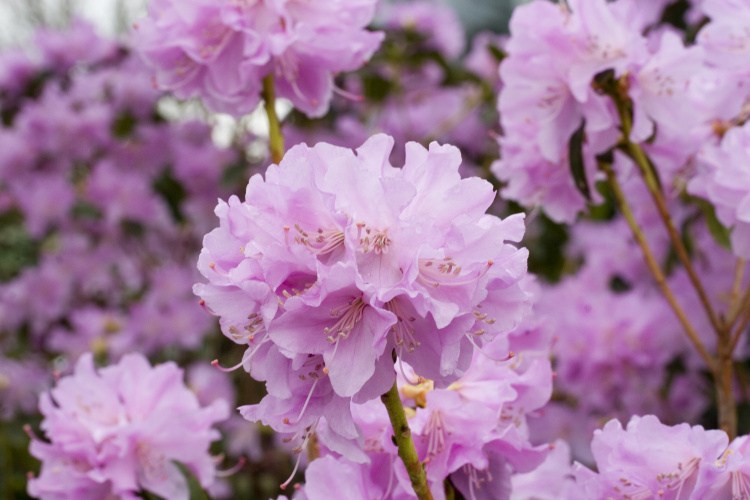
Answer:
xmin=196 ymin=134 xmax=531 ymax=399
xmin=494 ymin=0 xmax=746 ymax=222
xmin=694 ymin=434 xmax=750 ymax=498
xmin=27 ymin=353 xmax=228 ymax=500
xmin=582 ymin=415 xmax=728 ymax=499
xmin=510 ymin=440 xmax=581 ymax=500
xmin=196 ymin=134 xmax=532 ymax=473
xmin=135 ymin=0 xmax=383 ymax=116
xmin=295 ymin=454 xmax=415 ymax=500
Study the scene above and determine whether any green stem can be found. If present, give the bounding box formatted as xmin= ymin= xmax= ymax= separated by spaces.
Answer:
xmin=381 ymin=381 xmax=433 ymax=500
xmin=262 ymin=74 xmax=284 ymax=164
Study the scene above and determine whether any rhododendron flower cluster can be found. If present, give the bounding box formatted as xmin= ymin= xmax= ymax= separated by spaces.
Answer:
xmin=135 ymin=0 xmax=383 ymax=117
xmin=493 ymin=0 xmax=750 ymax=224
xmin=26 ymin=353 xmax=228 ymax=499
xmin=196 ymin=133 xmax=532 ymax=443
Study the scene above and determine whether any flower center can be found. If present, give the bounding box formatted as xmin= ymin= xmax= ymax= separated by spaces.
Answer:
xmin=324 ymin=297 xmax=366 ymax=343
xmin=292 ymin=224 xmax=345 ymax=257
xmin=385 ymin=299 xmax=420 ymax=352
xmin=424 ymin=410 xmax=447 ymax=461
xmin=357 ymin=224 xmax=391 ymax=254
xmin=417 ymin=257 xmax=493 ymax=288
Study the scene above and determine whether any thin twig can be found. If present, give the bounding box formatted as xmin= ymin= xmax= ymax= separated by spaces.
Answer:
xmin=601 ymin=162 xmax=715 ymax=371
xmin=730 ymin=297 xmax=750 ymax=353
xmin=728 ymin=285 xmax=750 ymax=332
xmin=612 ymin=97 xmax=723 ymax=336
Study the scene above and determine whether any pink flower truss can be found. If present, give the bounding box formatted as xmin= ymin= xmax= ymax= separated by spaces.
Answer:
xmin=195 ymin=134 xmax=531 ymax=444
xmin=135 ymin=0 xmax=383 ymax=116
xmin=578 ymin=415 xmax=728 ymax=499
xmin=27 ymin=353 xmax=228 ymax=499
xmin=493 ymin=0 xmax=747 ymax=222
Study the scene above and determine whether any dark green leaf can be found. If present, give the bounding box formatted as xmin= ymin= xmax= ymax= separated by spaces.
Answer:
xmin=487 ymin=44 xmax=506 ymax=63
xmin=698 ymin=199 xmax=732 ymax=250
xmin=568 ymin=119 xmax=591 ymax=201
xmin=111 ymin=111 xmax=137 ymax=138
xmin=174 ymin=461 xmax=211 ymax=500
xmin=152 ymin=168 xmax=187 ymax=222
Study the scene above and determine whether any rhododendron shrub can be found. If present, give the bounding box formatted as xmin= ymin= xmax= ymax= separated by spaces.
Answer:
xmin=5 ymin=0 xmax=750 ymax=498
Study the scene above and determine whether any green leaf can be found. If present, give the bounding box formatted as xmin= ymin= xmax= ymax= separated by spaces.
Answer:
xmin=693 ymin=197 xmax=732 ymax=250
xmin=568 ymin=119 xmax=591 ymax=201
xmin=111 ymin=110 xmax=138 ymax=138
xmin=0 ymin=210 xmax=40 ymax=282
xmin=152 ymin=168 xmax=187 ymax=222
xmin=487 ymin=44 xmax=506 ymax=63
xmin=174 ymin=461 xmax=211 ymax=500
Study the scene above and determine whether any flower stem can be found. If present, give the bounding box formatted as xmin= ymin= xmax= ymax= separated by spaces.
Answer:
xmin=730 ymin=297 xmax=750 ymax=353
xmin=262 ymin=74 xmax=284 ymax=164
xmin=728 ymin=284 xmax=750 ymax=332
xmin=381 ymin=380 xmax=433 ymax=500
xmin=600 ymin=161 xmax=715 ymax=371
xmin=729 ymin=259 xmax=746 ymax=315
xmin=718 ymin=327 xmax=738 ymax=440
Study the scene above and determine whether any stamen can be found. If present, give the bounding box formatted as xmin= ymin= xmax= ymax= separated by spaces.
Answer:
xmin=279 ymin=447 xmax=304 ymax=491
xmin=357 ymin=225 xmax=391 ymax=254
xmin=417 ymin=258 xmax=493 ymax=288
xmin=216 ymin=456 xmax=247 ymax=478
xmin=462 ymin=465 xmax=493 ymax=500
xmin=333 ymin=84 xmax=364 ymax=102
xmin=386 ymin=300 xmax=420 ymax=352
xmin=424 ymin=411 xmax=446 ymax=461
xmin=463 ymin=331 xmax=515 ymax=362
xmin=23 ymin=424 xmax=39 ymax=441
xmin=280 ymin=424 xmax=316 ymax=490
xmin=285 ymin=378 xmax=319 ymax=426
xmin=323 ymin=297 xmax=366 ymax=343
xmin=660 ymin=457 xmax=701 ymax=497
xmin=293 ymin=225 xmax=345 ymax=257
xmin=383 ymin=459 xmax=395 ymax=498
xmin=211 ymin=358 xmax=244 ymax=373
xmin=732 ymin=471 xmax=750 ymax=499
